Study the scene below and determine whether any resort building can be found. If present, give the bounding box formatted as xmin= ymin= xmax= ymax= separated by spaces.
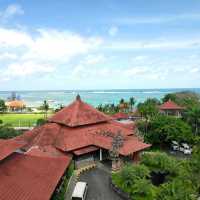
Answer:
xmin=0 ymin=95 xmax=150 ymax=200
xmin=159 ymin=100 xmax=184 ymax=117
xmin=5 ymin=100 xmax=26 ymax=112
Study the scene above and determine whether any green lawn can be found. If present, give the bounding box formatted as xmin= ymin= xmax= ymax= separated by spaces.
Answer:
xmin=0 ymin=113 xmax=53 ymax=127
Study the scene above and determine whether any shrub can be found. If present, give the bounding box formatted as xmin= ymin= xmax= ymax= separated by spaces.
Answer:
xmin=36 ymin=118 xmax=47 ymax=126
xmin=0 ymin=124 xmax=22 ymax=139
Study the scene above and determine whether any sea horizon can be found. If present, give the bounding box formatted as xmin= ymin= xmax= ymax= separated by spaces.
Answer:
xmin=1 ymin=88 xmax=200 ymax=108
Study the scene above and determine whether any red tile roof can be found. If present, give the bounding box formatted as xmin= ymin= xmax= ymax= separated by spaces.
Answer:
xmin=119 ymin=136 xmax=151 ymax=156
xmin=159 ymin=100 xmax=184 ymax=110
xmin=25 ymin=145 xmax=68 ymax=157
xmin=112 ymin=112 xmax=129 ymax=120
xmin=16 ymin=96 xmax=150 ymax=156
xmin=0 ymin=153 xmax=71 ymax=200
xmin=17 ymin=120 xmax=135 ymax=152
xmin=0 ymin=139 xmax=25 ymax=161
xmin=73 ymin=146 xmax=99 ymax=156
xmin=93 ymin=134 xmax=150 ymax=156
xmin=48 ymin=95 xmax=112 ymax=127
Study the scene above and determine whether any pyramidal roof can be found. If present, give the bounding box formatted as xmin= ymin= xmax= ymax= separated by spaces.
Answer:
xmin=159 ymin=100 xmax=184 ymax=110
xmin=48 ymin=95 xmax=112 ymax=127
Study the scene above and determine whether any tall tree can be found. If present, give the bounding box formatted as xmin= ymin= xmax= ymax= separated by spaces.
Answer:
xmin=0 ymin=99 xmax=7 ymax=113
xmin=129 ymin=97 xmax=136 ymax=111
xmin=41 ymin=100 xmax=49 ymax=119
xmin=137 ymin=98 xmax=159 ymax=133
xmin=184 ymin=106 xmax=200 ymax=135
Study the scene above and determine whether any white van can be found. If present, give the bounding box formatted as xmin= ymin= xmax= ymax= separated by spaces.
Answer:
xmin=71 ymin=182 xmax=88 ymax=200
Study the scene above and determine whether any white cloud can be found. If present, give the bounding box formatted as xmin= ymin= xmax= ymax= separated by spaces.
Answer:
xmin=2 ymin=61 xmax=55 ymax=79
xmin=0 ymin=28 xmax=32 ymax=47
xmin=82 ymin=54 xmax=106 ymax=65
xmin=108 ymin=26 xmax=118 ymax=36
xmin=105 ymin=39 xmax=200 ymax=50
xmin=0 ymin=27 xmax=103 ymax=81
xmin=0 ymin=4 xmax=24 ymax=22
xmin=23 ymin=29 xmax=103 ymax=62
xmin=190 ymin=67 xmax=200 ymax=73
xmin=0 ymin=53 xmax=17 ymax=60
xmin=114 ymin=13 xmax=200 ymax=25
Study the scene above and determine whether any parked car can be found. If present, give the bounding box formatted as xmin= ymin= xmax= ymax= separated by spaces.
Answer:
xmin=179 ymin=143 xmax=192 ymax=155
xmin=71 ymin=181 xmax=88 ymax=200
xmin=171 ymin=141 xmax=179 ymax=151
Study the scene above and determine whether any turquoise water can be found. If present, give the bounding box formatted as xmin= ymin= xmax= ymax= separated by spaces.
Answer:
xmin=0 ymin=89 xmax=200 ymax=108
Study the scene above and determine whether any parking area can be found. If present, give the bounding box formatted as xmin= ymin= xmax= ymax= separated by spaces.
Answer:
xmin=79 ymin=168 xmax=123 ymax=200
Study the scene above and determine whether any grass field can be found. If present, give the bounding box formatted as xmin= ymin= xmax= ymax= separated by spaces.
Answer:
xmin=0 ymin=113 xmax=53 ymax=127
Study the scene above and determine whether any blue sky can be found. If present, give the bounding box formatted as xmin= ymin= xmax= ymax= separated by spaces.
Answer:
xmin=0 ymin=0 xmax=200 ymax=90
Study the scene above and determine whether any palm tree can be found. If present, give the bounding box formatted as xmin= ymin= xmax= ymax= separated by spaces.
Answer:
xmin=184 ymin=106 xmax=200 ymax=135
xmin=42 ymin=100 xmax=49 ymax=119
xmin=129 ymin=97 xmax=136 ymax=111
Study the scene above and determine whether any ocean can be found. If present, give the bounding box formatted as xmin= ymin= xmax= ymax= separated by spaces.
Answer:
xmin=0 ymin=88 xmax=200 ymax=108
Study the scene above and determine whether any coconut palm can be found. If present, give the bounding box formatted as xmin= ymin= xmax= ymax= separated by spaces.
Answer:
xmin=129 ymin=97 xmax=136 ymax=111
xmin=41 ymin=100 xmax=49 ymax=119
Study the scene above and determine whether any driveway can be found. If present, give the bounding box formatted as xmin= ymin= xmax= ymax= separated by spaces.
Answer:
xmin=79 ymin=168 xmax=123 ymax=200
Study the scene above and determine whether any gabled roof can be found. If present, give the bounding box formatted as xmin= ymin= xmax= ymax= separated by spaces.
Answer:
xmin=0 ymin=153 xmax=71 ymax=200
xmin=112 ymin=112 xmax=129 ymax=120
xmin=48 ymin=95 xmax=112 ymax=127
xmin=159 ymin=100 xmax=184 ymax=110
xmin=0 ymin=139 xmax=25 ymax=161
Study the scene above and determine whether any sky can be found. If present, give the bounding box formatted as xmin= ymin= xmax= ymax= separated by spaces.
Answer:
xmin=0 ymin=0 xmax=200 ymax=90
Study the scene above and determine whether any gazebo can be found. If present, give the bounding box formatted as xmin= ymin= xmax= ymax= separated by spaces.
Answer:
xmin=6 ymin=100 xmax=26 ymax=111
xmin=159 ymin=100 xmax=184 ymax=117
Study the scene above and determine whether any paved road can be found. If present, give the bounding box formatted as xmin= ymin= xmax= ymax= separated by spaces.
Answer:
xmin=79 ymin=168 xmax=123 ymax=200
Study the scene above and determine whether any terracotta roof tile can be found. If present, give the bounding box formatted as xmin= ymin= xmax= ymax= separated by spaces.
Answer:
xmin=159 ymin=100 xmax=184 ymax=110
xmin=48 ymin=95 xmax=112 ymax=127
xmin=0 ymin=153 xmax=71 ymax=200
xmin=73 ymin=146 xmax=99 ymax=156
xmin=112 ymin=112 xmax=129 ymax=120
xmin=0 ymin=139 xmax=25 ymax=161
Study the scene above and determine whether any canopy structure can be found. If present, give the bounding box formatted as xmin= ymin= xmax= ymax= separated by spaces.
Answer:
xmin=159 ymin=100 xmax=184 ymax=110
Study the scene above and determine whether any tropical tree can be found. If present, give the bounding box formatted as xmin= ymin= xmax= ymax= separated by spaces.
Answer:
xmin=131 ymin=178 xmax=156 ymax=200
xmin=184 ymin=106 xmax=200 ymax=135
xmin=137 ymin=98 xmax=159 ymax=133
xmin=162 ymin=91 xmax=200 ymax=108
xmin=144 ymin=115 xmax=193 ymax=146
xmin=0 ymin=99 xmax=7 ymax=113
xmin=41 ymin=100 xmax=49 ymax=119
xmin=129 ymin=97 xmax=136 ymax=111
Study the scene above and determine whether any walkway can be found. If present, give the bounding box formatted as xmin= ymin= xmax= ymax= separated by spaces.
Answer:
xmin=79 ymin=168 xmax=122 ymax=200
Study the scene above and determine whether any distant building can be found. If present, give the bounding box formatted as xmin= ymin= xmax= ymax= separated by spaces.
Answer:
xmin=159 ymin=100 xmax=184 ymax=117
xmin=6 ymin=100 xmax=26 ymax=111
